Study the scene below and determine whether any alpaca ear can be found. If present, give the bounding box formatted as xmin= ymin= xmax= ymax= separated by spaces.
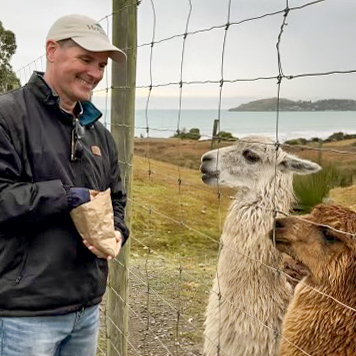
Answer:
xmin=278 ymin=155 xmax=321 ymax=175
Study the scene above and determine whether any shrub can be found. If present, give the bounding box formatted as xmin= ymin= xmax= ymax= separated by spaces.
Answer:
xmin=173 ymin=128 xmax=201 ymax=140
xmin=218 ymin=131 xmax=236 ymax=141
xmin=310 ymin=137 xmax=322 ymax=143
xmin=284 ymin=138 xmax=308 ymax=145
xmin=325 ymin=132 xmax=346 ymax=142
xmin=188 ymin=128 xmax=201 ymax=140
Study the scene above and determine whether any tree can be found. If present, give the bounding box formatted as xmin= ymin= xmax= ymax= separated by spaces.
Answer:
xmin=0 ymin=21 xmax=20 ymax=94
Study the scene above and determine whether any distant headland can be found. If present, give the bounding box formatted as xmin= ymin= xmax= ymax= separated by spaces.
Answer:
xmin=229 ymin=98 xmax=356 ymax=112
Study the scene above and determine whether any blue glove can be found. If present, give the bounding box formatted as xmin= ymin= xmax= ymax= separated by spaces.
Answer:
xmin=66 ymin=187 xmax=90 ymax=210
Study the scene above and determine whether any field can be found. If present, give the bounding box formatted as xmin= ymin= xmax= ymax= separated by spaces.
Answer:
xmin=127 ymin=151 xmax=232 ymax=356
xmin=99 ymin=137 xmax=356 ymax=356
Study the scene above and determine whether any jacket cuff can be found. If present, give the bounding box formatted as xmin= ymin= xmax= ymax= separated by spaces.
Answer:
xmin=115 ymin=226 xmax=129 ymax=247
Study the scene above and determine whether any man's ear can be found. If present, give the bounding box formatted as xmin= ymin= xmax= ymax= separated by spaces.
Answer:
xmin=46 ymin=40 xmax=58 ymax=63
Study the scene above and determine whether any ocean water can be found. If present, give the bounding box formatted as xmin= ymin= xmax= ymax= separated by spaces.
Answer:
xmin=101 ymin=110 xmax=356 ymax=142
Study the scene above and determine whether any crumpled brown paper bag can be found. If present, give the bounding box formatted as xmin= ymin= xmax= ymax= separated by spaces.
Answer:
xmin=70 ymin=188 xmax=119 ymax=257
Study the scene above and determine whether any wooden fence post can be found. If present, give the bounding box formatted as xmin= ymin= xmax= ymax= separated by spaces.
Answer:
xmin=107 ymin=1 xmax=137 ymax=355
xmin=211 ymin=119 xmax=219 ymax=149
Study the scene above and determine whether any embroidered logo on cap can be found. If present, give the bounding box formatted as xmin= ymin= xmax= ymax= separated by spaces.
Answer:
xmin=91 ymin=146 xmax=102 ymax=156
xmin=87 ymin=24 xmax=106 ymax=36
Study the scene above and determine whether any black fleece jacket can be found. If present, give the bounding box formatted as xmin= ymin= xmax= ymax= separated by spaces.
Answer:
xmin=0 ymin=72 xmax=129 ymax=316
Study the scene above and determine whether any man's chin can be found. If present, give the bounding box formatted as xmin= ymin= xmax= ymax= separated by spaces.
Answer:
xmin=73 ymin=91 xmax=92 ymax=102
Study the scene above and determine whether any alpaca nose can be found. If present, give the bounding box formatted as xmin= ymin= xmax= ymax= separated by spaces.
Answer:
xmin=201 ymin=154 xmax=213 ymax=163
xmin=274 ymin=219 xmax=286 ymax=229
xmin=269 ymin=219 xmax=286 ymax=241
xmin=200 ymin=154 xmax=213 ymax=173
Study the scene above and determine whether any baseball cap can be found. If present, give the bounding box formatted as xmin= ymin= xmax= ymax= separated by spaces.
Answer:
xmin=46 ymin=14 xmax=126 ymax=63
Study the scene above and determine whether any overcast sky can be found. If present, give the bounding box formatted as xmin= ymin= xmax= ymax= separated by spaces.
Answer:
xmin=1 ymin=0 xmax=356 ymax=109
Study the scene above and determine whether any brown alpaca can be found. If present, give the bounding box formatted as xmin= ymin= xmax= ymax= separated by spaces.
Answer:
xmin=271 ymin=204 xmax=356 ymax=356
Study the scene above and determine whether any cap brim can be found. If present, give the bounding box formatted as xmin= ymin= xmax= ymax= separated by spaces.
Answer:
xmin=72 ymin=37 xmax=127 ymax=63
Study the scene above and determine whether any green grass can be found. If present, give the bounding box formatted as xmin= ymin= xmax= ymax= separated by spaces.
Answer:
xmin=293 ymin=162 xmax=355 ymax=212
xmin=131 ymin=155 xmax=232 ymax=260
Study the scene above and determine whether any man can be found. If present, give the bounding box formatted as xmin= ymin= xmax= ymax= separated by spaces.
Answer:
xmin=0 ymin=14 xmax=129 ymax=355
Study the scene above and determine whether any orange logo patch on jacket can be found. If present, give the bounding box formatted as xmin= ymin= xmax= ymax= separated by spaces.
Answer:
xmin=91 ymin=146 xmax=102 ymax=157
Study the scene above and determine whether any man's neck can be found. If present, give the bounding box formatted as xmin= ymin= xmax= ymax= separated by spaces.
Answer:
xmin=43 ymin=71 xmax=76 ymax=114
xmin=58 ymin=97 xmax=78 ymax=114
xmin=59 ymin=104 xmax=75 ymax=115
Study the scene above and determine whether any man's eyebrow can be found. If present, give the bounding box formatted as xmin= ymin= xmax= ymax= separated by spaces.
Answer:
xmin=78 ymin=54 xmax=92 ymax=59
xmin=79 ymin=54 xmax=108 ymax=65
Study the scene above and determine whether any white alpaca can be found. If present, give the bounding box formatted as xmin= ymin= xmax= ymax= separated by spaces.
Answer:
xmin=200 ymin=136 xmax=321 ymax=356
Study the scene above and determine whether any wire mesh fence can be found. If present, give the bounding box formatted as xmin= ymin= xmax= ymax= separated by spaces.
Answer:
xmin=4 ymin=0 xmax=356 ymax=355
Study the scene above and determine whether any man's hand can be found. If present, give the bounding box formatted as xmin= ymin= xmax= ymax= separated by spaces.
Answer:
xmin=83 ymin=230 xmax=122 ymax=260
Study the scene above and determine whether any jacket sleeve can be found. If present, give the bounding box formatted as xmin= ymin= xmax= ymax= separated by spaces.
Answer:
xmin=0 ymin=117 xmax=68 ymax=225
xmin=107 ymin=134 xmax=130 ymax=246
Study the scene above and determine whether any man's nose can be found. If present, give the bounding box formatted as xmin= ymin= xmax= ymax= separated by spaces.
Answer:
xmin=88 ymin=66 xmax=104 ymax=82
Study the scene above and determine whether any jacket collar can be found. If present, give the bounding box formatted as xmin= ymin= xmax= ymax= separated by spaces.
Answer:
xmin=26 ymin=71 xmax=102 ymax=126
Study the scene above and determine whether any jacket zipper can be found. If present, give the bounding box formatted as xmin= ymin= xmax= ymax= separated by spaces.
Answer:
xmin=70 ymin=118 xmax=76 ymax=162
xmin=13 ymin=251 xmax=29 ymax=286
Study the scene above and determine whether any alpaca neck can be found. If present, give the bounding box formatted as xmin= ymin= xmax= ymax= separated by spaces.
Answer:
xmin=308 ymin=257 xmax=356 ymax=304
xmin=222 ymin=173 xmax=293 ymax=259
xmin=232 ymin=172 xmax=294 ymax=215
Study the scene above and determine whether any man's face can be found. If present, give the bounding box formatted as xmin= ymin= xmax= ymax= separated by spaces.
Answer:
xmin=48 ymin=41 xmax=108 ymax=105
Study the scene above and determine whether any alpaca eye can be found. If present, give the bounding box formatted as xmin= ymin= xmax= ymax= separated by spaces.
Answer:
xmin=320 ymin=227 xmax=339 ymax=244
xmin=243 ymin=150 xmax=260 ymax=163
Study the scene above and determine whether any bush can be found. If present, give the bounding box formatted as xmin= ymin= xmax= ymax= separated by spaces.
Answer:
xmin=310 ymin=137 xmax=322 ymax=143
xmin=324 ymin=132 xmax=346 ymax=142
xmin=173 ymin=128 xmax=201 ymax=140
xmin=293 ymin=162 xmax=354 ymax=213
xmin=325 ymin=132 xmax=356 ymax=142
xmin=188 ymin=128 xmax=201 ymax=140
xmin=284 ymin=138 xmax=308 ymax=145
xmin=218 ymin=131 xmax=236 ymax=141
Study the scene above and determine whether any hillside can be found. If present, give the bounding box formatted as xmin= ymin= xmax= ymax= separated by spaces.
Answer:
xmin=229 ymin=98 xmax=356 ymax=111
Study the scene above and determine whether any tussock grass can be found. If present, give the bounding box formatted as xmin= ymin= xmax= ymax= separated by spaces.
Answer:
xmin=293 ymin=162 xmax=355 ymax=212
xmin=293 ymin=160 xmax=356 ymax=212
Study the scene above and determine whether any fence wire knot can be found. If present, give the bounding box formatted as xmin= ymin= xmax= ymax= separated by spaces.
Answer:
xmin=273 ymin=208 xmax=278 ymax=219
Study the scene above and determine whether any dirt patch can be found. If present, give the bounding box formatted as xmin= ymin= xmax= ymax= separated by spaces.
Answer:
xmin=126 ymin=254 xmax=215 ymax=356
xmin=97 ymin=254 xmax=216 ymax=356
